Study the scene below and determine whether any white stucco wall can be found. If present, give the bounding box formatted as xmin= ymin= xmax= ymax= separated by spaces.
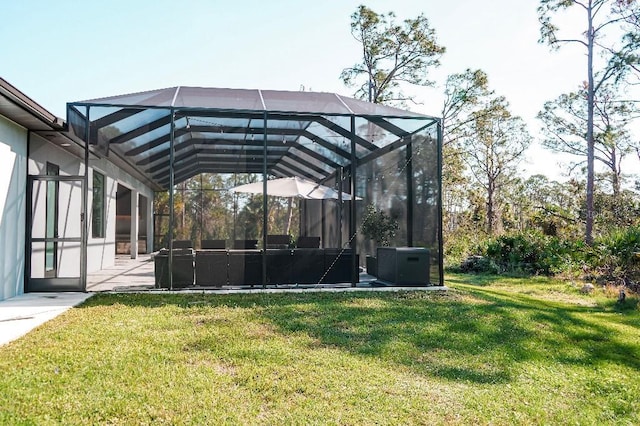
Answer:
xmin=86 ymin=166 xmax=117 ymax=272
xmin=0 ymin=116 xmax=27 ymax=301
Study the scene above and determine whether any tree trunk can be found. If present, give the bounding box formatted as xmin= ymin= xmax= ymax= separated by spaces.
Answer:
xmin=585 ymin=1 xmax=595 ymax=245
xmin=487 ymin=182 xmax=495 ymax=235
xmin=611 ymin=144 xmax=621 ymax=199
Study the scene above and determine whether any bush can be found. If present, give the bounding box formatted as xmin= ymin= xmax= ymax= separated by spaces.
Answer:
xmin=453 ymin=227 xmax=640 ymax=286
xmin=589 ymin=225 xmax=640 ymax=288
xmin=459 ymin=256 xmax=500 ymax=274
xmin=444 ymin=227 xmax=488 ymax=269
xmin=457 ymin=231 xmax=586 ymax=276
xmin=361 ymin=204 xmax=399 ymax=247
xmin=484 ymin=232 xmax=552 ymax=275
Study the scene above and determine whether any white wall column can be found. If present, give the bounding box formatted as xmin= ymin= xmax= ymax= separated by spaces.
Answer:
xmin=130 ymin=189 xmax=138 ymax=259
xmin=0 ymin=117 xmax=27 ymax=301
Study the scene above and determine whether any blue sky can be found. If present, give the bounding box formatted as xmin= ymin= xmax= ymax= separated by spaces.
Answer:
xmin=1 ymin=0 xmax=637 ymax=179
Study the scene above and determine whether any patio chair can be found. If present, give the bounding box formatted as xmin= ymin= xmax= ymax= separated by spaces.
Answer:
xmin=266 ymin=249 xmax=293 ymax=284
xmin=172 ymin=239 xmax=193 ymax=249
xmin=296 ymin=236 xmax=320 ymax=248
xmin=233 ymin=239 xmax=258 ymax=249
xmin=266 ymin=234 xmax=290 ymax=249
xmin=323 ymin=248 xmax=358 ymax=284
xmin=201 ymin=239 xmax=226 ymax=249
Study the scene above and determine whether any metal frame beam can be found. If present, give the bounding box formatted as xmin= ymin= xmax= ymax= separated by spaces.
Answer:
xmin=146 ymin=147 xmax=288 ymax=174
xmin=109 ymin=113 xmax=173 ymax=145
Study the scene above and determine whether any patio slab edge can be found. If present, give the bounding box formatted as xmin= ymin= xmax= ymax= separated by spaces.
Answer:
xmin=102 ymin=285 xmax=450 ymax=295
xmin=0 ymin=292 xmax=94 ymax=347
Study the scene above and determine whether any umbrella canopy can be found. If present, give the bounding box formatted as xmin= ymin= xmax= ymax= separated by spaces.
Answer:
xmin=229 ymin=176 xmax=358 ymax=200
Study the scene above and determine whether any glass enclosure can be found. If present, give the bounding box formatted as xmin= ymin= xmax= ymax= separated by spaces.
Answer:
xmin=68 ymin=87 xmax=442 ymax=287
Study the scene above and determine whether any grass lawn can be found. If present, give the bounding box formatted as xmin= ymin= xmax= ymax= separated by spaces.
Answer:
xmin=1 ymin=274 xmax=639 ymax=425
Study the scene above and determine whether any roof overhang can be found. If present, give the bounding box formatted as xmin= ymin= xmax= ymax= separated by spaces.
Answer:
xmin=0 ymin=77 xmax=89 ymax=160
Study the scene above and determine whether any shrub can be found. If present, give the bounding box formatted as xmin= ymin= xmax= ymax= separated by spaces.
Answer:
xmin=459 ymin=255 xmax=500 ymax=274
xmin=444 ymin=227 xmax=488 ymax=269
xmin=454 ymin=227 xmax=640 ymax=285
xmin=484 ymin=232 xmax=552 ymax=275
xmin=361 ymin=204 xmax=399 ymax=247
xmin=459 ymin=231 xmax=586 ymax=276
xmin=589 ymin=225 xmax=640 ymax=288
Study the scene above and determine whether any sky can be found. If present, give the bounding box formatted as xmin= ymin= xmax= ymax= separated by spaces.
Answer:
xmin=1 ymin=0 xmax=638 ymax=180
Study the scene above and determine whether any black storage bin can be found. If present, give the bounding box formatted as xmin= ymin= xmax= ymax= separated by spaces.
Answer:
xmin=154 ymin=248 xmax=195 ymax=288
xmin=376 ymin=247 xmax=430 ymax=286
xmin=292 ymin=249 xmax=325 ymax=284
xmin=228 ymin=250 xmax=262 ymax=286
xmin=195 ymin=250 xmax=228 ymax=287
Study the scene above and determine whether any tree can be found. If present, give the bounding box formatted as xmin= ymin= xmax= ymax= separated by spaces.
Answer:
xmin=463 ymin=98 xmax=532 ymax=235
xmin=508 ymin=175 xmax=584 ymax=238
xmin=613 ymin=0 xmax=640 ymax=84
xmin=341 ymin=5 xmax=445 ymax=104
xmin=538 ymin=84 xmax=638 ymax=197
xmin=440 ymin=69 xmax=493 ymax=233
xmin=538 ymin=0 xmax=640 ymax=243
xmin=441 ymin=69 xmax=492 ymax=147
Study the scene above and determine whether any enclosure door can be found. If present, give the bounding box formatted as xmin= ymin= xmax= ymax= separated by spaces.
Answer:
xmin=26 ymin=175 xmax=86 ymax=292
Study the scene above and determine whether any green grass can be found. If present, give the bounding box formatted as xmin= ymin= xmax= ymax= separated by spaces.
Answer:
xmin=1 ymin=275 xmax=639 ymax=425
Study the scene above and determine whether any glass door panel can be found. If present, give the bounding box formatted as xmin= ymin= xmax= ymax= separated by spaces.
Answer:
xmin=27 ymin=175 xmax=85 ymax=292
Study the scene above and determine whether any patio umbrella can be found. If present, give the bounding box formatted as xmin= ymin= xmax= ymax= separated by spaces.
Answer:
xmin=229 ymin=176 xmax=359 ymax=200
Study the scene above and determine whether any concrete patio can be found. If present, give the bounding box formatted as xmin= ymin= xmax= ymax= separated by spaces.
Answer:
xmin=0 ymin=292 xmax=93 ymax=346
xmin=87 ymin=254 xmax=156 ymax=292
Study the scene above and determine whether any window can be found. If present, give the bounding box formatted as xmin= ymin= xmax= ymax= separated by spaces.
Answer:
xmin=45 ymin=163 xmax=59 ymax=277
xmin=92 ymin=171 xmax=105 ymax=238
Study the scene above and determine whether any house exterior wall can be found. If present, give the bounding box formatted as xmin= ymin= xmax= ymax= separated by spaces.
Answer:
xmin=89 ymin=157 xmax=155 ymax=263
xmin=28 ymin=135 xmax=154 ymax=276
xmin=0 ymin=115 xmax=27 ymax=301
